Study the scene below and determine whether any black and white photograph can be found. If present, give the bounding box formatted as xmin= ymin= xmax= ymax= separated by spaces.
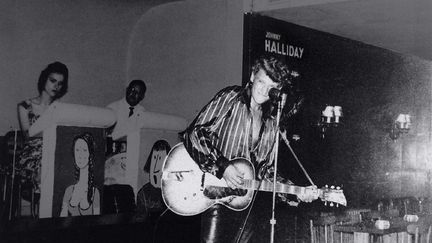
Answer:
xmin=1 ymin=0 xmax=432 ymax=242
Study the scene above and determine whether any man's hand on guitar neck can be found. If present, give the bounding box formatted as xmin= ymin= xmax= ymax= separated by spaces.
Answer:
xmin=279 ymin=185 xmax=318 ymax=206
xmin=223 ymin=164 xmax=245 ymax=189
xmin=297 ymin=185 xmax=319 ymax=203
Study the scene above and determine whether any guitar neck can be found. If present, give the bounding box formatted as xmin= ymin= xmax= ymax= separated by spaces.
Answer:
xmin=243 ymin=179 xmax=320 ymax=197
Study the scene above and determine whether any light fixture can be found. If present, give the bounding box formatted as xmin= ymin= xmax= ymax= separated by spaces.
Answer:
xmin=317 ymin=105 xmax=343 ymax=138
xmin=389 ymin=113 xmax=411 ymax=140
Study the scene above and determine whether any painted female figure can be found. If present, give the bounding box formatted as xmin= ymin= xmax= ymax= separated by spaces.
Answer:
xmin=60 ymin=133 xmax=100 ymax=217
xmin=136 ymin=140 xmax=171 ymax=220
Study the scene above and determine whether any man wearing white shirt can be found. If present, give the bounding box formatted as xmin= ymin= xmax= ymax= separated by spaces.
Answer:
xmin=107 ymin=80 xmax=146 ymax=140
xmin=106 ymin=80 xmax=147 ymax=200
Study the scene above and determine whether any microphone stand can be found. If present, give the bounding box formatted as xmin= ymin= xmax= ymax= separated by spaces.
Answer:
xmin=280 ymin=131 xmax=316 ymax=187
xmin=9 ymin=129 xmax=18 ymax=220
xmin=269 ymin=94 xmax=286 ymax=243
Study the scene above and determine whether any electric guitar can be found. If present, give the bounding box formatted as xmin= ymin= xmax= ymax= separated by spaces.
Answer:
xmin=161 ymin=143 xmax=347 ymax=216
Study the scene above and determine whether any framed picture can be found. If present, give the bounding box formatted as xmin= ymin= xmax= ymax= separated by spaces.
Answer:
xmin=52 ymin=126 xmax=105 ymax=217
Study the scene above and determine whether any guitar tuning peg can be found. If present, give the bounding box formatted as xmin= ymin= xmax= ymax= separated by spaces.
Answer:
xmin=330 ymin=202 xmax=334 ymax=207
xmin=331 ymin=185 xmax=335 ymax=189
xmin=336 ymin=186 xmax=341 ymax=190
xmin=324 ymin=201 xmax=327 ymax=206
xmin=325 ymin=185 xmax=328 ymax=188
xmin=336 ymin=203 xmax=339 ymax=208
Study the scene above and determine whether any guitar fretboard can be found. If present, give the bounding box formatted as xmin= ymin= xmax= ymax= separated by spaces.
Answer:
xmin=242 ymin=179 xmax=319 ymax=196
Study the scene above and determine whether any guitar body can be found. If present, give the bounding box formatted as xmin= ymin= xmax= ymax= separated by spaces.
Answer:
xmin=161 ymin=143 xmax=255 ymax=216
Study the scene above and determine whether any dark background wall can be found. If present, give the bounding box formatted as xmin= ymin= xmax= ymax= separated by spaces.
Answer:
xmin=245 ymin=14 xmax=432 ymax=208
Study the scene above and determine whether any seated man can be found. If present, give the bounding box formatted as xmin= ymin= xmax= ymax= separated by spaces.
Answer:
xmin=107 ymin=80 xmax=147 ymax=140
xmin=104 ymin=80 xmax=147 ymax=213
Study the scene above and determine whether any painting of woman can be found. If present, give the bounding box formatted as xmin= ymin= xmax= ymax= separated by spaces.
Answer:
xmin=60 ymin=132 xmax=100 ymax=217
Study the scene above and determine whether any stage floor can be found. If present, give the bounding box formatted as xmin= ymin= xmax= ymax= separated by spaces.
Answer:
xmin=1 ymin=212 xmax=201 ymax=243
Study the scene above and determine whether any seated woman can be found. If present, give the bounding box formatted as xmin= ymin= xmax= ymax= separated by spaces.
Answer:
xmin=60 ymin=132 xmax=100 ymax=217
xmin=17 ymin=61 xmax=69 ymax=218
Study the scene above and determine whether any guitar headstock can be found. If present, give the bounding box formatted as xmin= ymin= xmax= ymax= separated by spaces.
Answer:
xmin=319 ymin=185 xmax=347 ymax=207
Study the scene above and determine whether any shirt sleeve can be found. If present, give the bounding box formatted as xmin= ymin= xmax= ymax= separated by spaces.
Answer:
xmin=181 ymin=86 xmax=240 ymax=178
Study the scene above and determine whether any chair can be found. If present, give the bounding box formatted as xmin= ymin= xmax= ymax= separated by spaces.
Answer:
xmin=407 ymin=219 xmax=432 ymax=243
xmin=310 ymin=217 xmax=337 ymax=243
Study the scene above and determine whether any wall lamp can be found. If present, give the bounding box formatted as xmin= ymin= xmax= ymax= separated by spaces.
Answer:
xmin=317 ymin=105 xmax=343 ymax=138
xmin=389 ymin=113 xmax=411 ymax=140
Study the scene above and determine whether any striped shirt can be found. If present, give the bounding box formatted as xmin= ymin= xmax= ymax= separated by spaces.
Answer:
xmin=182 ymin=86 xmax=278 ymax=179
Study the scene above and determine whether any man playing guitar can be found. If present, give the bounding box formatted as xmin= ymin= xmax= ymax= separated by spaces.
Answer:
xmin=179 ymin=56 xmax=319 ymax=242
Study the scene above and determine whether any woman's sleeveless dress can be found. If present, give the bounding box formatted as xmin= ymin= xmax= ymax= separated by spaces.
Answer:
xmin=17 ymin=100 xmax=43 ymax=195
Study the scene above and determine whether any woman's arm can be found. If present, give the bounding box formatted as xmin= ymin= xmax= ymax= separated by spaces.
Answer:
xmin=17 ymin=102 xmax=30 ymax=139
xmin=93 ymin=188 xmax=100 ymax=215
xmin=60 ymin=186 xmax=73 ymax=217
xmin=60 ymin=202 xmax=68 ymax=217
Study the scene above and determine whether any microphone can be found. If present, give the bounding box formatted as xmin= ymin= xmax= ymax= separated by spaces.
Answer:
xmin=268 ymin=88 xmax=282 ymax=101
xmin=269 ymin=88 xmax=287 ymax=107
xmin=269 ymin=88 xmax=287 ymax=101
xmin=281 ymin=92 xmax=287 ymax=107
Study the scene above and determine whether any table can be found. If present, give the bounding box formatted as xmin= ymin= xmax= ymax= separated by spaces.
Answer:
xmin=333 ymin=215 xmax=432 ymax=243
xmin=334 ymin=219 xmax=409 ymax=243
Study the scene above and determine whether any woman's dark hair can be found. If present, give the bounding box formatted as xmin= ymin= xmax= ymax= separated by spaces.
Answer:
xmin=143 ymin=140 xmax=171 ymax=172
xmin=37 ymin=61 xmax=69 ymax=99
xmin=241 ymin=56 xmax=298 ymax=120
xmin=72 ymin=132 xmax=96 ymax=204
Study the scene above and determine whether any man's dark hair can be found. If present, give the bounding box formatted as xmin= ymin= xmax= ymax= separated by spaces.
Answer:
xmin=251 ymin=56 xmax=294 ymax=91
xmin=241 ymin=56 xmax=299 ymax=120
xmin=128 ymin=79 xmax=147 ymax=94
